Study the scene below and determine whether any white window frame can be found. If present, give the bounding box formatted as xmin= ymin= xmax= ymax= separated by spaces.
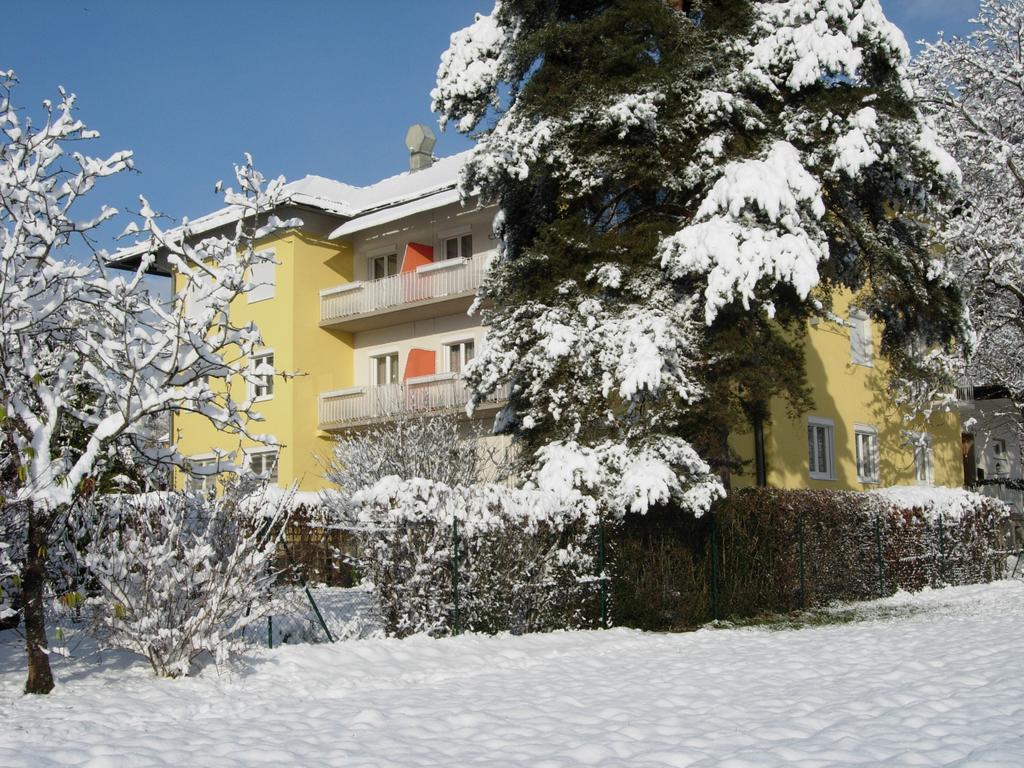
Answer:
xmin=992 ymin=437 xmax=1007 ymax=458
xmin=440 ymin=229 xmax=473 ymax=261
xmin=186 ymin=453 xmax=227 ymax=494
xmin=807 ymin=417 xmax=836 ymax=481
xmin=445 ymin=338 xmax=476 ymax=375
xmin=248 ymin=248 xmax=276 ymax=304
xmin=249 ymin=350 xmax=275 ymax=402
xmin=372 ymin=351 xmax=400 ymax=386
xmin=911 ymin=432 xmax=934 ymax=486
xmin=368 ymin=251 xmax=399 ymax=281
xmin=854 ymin=424 xmax=880 ymax=484
xmin=848 ymin=308 xmax=873 ymax=367
xmin=246 ymin=448 xmax=279 ymax=484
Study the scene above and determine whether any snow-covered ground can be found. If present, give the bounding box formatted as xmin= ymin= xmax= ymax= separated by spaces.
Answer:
xmin=2 ymin=581 xmax=1023 ymax=767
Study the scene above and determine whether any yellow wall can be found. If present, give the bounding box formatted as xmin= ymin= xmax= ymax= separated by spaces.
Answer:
xmin=173 ymin=237 xmax=961 ymax=495
xmin=171 ymin=231 xmax=354 ymax=491
xmin=731 ymin=290 xmax=963 ymax=491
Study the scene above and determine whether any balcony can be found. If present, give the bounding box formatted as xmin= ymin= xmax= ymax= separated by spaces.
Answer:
xmin=320 ymin=252 xmax=490 ymax=332
xmin=318 ymin=374 xmax=509 ymax=430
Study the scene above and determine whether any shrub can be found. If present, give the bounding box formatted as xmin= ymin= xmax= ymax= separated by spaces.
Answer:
xmin=611 ymin=487 xmax=1008 ymax=631
xmin=76 ymin=481 xmax=290 ymax=677
xmin=351 ymin=477 xmax=598 ymax=637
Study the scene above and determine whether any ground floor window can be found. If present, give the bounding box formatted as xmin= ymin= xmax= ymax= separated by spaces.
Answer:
xmin=855 ymin=426 xmax=880 ymax=484
xmin=248 ymin=449 xmax=279 ymax=484
xmin=912 ymin=432 xmax=934 ymax=485
xmin=807 ymin=418 xmax=835 ymax=480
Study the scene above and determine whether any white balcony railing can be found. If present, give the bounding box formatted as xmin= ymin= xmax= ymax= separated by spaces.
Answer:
xmin=321 ymin=252 xmax=490 ymax=323
xmin=319 ymin=375 xmax=509 ymax=427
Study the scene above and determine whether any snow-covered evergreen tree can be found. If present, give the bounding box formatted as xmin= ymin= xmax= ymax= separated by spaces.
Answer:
xmin=912 ymin=0 xmax=1024 ymax=402
xmin=0 ymin=72 xmax=294 ymax=693
xmin=433 ymin=0 xmax=964 ymax=497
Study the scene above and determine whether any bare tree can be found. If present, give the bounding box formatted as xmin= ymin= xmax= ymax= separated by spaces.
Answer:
xmin=912 ymin=1 xmax=1024 ymax=400
xmin=0 ymin=72 xmax=294 ymax=693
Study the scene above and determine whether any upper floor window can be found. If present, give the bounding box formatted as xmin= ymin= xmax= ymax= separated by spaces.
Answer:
xmin=248 ymin=449 xmax=279 ymax=484
xmin=849 ymin=308 xmax=873 ymax=367
xmin=807 ymin=417 xmax=835 ymax=481
xmin=855 ymin=425 xmax=880 ymax=484
xmin=447 ymin=340 xmax=476 ymax=374
xmin=248 ymin=250 xmax=276 ymax=303
xmin=250 ymin=351 xmax=275 ymax=401
xmin=370 ymin=252 xmax=398 ymax=280
xmin=442 ymin=233 xmax=472 ymax=261
xmin=374 ymin=352 xmax=400 ymax=385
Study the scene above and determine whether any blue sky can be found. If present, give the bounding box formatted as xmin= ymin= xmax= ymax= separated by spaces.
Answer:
xmin=4 ymin=0 xmax=981 ymax=252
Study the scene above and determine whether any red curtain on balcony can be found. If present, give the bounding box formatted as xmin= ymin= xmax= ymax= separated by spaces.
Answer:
xmin=404 ymin=348 xmax=435 ymax=379
xmin=402 ymin=242 xmax=433 ymax=273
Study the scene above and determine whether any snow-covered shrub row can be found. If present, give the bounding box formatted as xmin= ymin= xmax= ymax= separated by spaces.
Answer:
xmin=73 ymin=481 xmax=291 ymax=677
xmin=611 ymin=487 xmax=1009 ymax=631
xmin=351 ymin=477 xmax=599 ymax=637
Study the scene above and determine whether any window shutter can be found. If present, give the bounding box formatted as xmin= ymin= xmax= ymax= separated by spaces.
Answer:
xmin=249 ymin=253 xmax=276 ymax=303
xmin=850 ymin=310 xmax=872 ymax=366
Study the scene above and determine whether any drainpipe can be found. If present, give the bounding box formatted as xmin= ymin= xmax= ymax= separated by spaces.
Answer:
xmin=753 ymin=414 xmax=767 ymax=487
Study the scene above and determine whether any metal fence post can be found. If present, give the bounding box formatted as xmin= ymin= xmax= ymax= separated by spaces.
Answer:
xmin=598 ymin=513 xmax=607 ymax=629
xmin=875 ymin=513 xmax=885 ymax=598
xmin=452 ymin=517 xmax=461 ymax=636
xmin=798 ymin=515 xmax=806 ymax=610
xmin=710 ymin=513 xmax=720 ymax=621
xmin=937 ymin=514 xmax=945 ymax=585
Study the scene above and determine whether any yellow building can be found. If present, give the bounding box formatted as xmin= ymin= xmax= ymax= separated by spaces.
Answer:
xmin=729 ymin=289 xmax=963 ymax=491
xmin=117 ymin=130 xmax=964 ymax=496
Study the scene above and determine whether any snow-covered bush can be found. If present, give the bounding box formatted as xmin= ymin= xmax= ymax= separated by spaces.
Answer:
xmin=75 ymin=481 xmax=290 ymax=677
xmin=321 ymin=411 xmax=504 ymax=527
xmin=351 ymin=477 xmax=597 ymax=637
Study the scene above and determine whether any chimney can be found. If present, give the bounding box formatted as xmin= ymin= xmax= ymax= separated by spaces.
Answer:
xmin=405 ymin=124 xmax=436 ymax=172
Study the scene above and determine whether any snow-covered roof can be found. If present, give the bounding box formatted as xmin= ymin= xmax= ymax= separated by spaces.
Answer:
xmin=111 ymin=151 xmax=472 ymax=267
xmin=329 ymin=188 xmax=462 ymax=238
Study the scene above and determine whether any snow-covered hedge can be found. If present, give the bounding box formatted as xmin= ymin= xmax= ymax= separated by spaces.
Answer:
xmin=612 ymin=487 xmax=1009 ymax=630
xmin=351 ymin=477 xmax=599 ymax=637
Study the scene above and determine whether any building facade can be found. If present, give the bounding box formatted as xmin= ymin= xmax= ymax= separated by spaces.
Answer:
xmin=120 ymin=136 xmax=965 ymax=496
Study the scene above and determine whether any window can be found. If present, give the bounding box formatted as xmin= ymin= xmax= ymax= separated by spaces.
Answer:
xmin=442 ymin=233 xmax=472 ymax=261
xmin=250 ymin=351 xmax=274 ymax=400
xmin=446 ymin=340 xmax=476 ymax=374
xmin=187 ymin=456 xmax=224 ymax=494
xmin=807 ymin=418 xmax=835 ymax=480
xmin=373 ymin=352 xmax=400 ymax=385
xmin=992 ymin=437 xmax=1010 ymax=477
xmin=849 ymin=309 xmax=873 ymax=366
xmin=855 ymin=426 xmax=880 ymax=484
xmin=370 ymin=252 xmax=398 ymax=280
xmin=248 ymin=250 xmax=276 ymax=303
xmin=248 ymin=449 xmax=279 ymax=484
xmin=912 ymin=432 xmax=934 ymax=485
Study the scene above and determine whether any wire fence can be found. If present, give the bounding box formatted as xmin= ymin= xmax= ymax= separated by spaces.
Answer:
xmin=256 ymin=491 xmax=1016 ymax=645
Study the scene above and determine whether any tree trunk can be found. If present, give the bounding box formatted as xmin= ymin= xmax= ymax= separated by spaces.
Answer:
xmin=23 ymin=513 xmax=54 ymax=695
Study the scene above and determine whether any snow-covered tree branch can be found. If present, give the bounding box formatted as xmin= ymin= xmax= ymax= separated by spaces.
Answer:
xmin=912 ymin=0 xmax=1024 ymax=401
xmin=0 ymin=71 xmax=296 ymax=693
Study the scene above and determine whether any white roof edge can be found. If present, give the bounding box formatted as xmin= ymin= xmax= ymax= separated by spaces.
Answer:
xmin=329 ymin=188 xmax=465 ymax=240
xmin=109 ymin=151 xmax=474 ymax=266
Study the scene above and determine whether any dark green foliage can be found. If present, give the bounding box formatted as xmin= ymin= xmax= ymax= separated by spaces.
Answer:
xmin=610 ymin=488 xmax=1007 ymax=631
xmin=439 ymin=0 xmax=965 ymax=485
